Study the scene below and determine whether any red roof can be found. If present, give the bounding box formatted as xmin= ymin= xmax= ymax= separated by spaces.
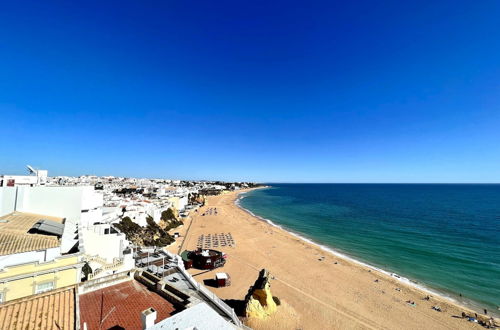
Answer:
xmin=79 ymin=280 xmax=175 ymax=329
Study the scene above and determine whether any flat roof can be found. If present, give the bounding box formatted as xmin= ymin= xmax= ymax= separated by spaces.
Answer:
xmin=0 ymin=286 xmax=75 ymax=330
xmin=216 ymin=273 xmax=228 ymax=279
xmin=0 ymin=212 xmax=64 ymax=256
xmin=149 ymin=302 xmax=237 ymax=330
xmin=79 ymin=280 xmax=176 ymax=330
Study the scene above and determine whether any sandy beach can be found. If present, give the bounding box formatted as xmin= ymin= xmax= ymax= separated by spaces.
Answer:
xmin=167 ymin=189 xmax=493 ymax=330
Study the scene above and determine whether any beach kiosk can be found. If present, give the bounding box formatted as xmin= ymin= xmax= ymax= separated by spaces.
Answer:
xmin=181 ymin=248 xmax=226 ymax=270
xmin=215 ymin=273 xmax=231 ymax=287
xmin=190 ymin=248 xmax=226 ymax=270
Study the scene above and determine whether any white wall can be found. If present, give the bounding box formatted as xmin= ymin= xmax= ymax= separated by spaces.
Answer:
xmin=82 ymin=227 xmax=127 ymax=263
xmin=123 ymin=210 xmax=148 ymax=227
xmin=16 ymin=186 xmax=84 ymax=219
xmin=145 ymin=205 xmax=161 ymax=223
xmin=0 ymin=187 xmax=17 ymax=216
xmin=178 ymin=196 xmax=188 ymax=211
xmin=0 ymin=247 xmax=61 ymax=270
xmin=0 ymin=175 xmax=38 ymax=186
xmin=11 ymin=186 xmax=103 ymax=223
xmin=81 ymin=190 xmax=103 ymax=211
xmin=80 ymin=208 xmax=103 ymax=228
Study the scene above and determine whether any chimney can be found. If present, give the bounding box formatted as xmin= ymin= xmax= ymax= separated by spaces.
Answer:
xmin=141 ymin=307 xmax=157 ymax=329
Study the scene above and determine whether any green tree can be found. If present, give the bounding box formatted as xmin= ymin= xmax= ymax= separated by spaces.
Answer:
xmin=82 ymin=262 xmax=93 ymax=281
xmin=161 ymin=208 xmax=177 ymax=221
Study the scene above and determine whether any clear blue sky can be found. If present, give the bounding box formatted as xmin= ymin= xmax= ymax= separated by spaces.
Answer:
xmin=1 ymin=1 xmax=499 ymax=183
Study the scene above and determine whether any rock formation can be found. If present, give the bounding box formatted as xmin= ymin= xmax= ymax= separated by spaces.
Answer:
xmin=189 ymin=193 xmax=206 ymax=205
xmin=244 ymin=269 xmax=278 ymax=319
xmin=158 ymin=208 xmax=183 ymax=231
xmin=114 ymin=216 xmax=176 ymax=247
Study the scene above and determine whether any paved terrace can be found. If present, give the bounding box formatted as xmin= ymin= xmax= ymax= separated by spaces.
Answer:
xmin=133 ymin=248 xmax=242 ymax=327
xmin=135 ymin=250 xmax=178 ymax=276
xmin=79 ymin=280 xmax=176 ymax=329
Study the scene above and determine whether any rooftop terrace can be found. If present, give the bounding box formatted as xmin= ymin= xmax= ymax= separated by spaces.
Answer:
xmin=79 ymin=280 xmax=176 ymax=329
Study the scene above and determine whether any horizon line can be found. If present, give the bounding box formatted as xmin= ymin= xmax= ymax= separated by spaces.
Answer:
xmin=263 ymin=182 xmax=500 ymax=185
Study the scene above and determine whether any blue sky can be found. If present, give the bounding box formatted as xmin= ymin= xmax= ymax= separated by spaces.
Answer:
xmin=1 ymin=1 xmax=499 ymax=182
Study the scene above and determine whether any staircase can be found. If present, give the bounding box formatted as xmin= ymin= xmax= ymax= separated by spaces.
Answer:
xmin=84 ymin=254 xmax=125 ymax=278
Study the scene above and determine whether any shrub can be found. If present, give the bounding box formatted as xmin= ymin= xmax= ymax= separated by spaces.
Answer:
xmin=161 ymin=208 xmax=177 ymax=221
xmin=82 ymin=262 xmax=93 ymax=281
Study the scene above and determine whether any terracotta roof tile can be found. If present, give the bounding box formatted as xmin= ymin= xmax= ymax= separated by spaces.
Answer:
xmin=0 ymin=212 xmax=63 ymax=256
xmin=79 ymin=280 xmax=176 ymax=330
xmin=0 ymin=286 xmax=75 ymax=330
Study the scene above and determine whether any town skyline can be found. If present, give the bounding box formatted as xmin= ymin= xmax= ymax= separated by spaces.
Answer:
xmin=2 ymin=163 xmax=499 ymax=184
xmin=1 ymin=1 xmax=500 ymax=183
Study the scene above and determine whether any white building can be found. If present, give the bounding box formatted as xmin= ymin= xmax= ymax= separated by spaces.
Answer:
xmin=147 ymin=302 xmax=239 ymax=329
xmin=0 ymin=166 xmax=47 ymax=187
xmin=0 ymin=175 xmax=134 ymax=281
xmin=0 ymin=185 xmax=103 ymax=228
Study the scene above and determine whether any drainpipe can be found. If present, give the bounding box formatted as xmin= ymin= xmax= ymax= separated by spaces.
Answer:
xmin=14 ymin=187 xmax=18 ymax=211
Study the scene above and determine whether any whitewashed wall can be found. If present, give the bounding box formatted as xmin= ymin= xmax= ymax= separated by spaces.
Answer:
xmin=81 ymin=228 xmax=126 ymax=263
xmin=0 ymin=187 xmax=17 ymax=216
xmin=0 ymin=247 xmax=60 ymax=270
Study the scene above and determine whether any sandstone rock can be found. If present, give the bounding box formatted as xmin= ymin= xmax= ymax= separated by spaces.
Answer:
xmin=244 ymin=269 xmax=278 ymax=319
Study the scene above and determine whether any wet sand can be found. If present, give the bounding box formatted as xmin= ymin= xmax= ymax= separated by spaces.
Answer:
xmin=167 ymin=189 xmax=494 ymax=330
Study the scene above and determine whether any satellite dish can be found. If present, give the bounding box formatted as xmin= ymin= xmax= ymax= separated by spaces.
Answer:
xmin=27 ymin=165 xmax=37 ymax=174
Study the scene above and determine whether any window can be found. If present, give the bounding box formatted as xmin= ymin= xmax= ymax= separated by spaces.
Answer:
xmin=35 ymin=281 xmax=54 ymax=294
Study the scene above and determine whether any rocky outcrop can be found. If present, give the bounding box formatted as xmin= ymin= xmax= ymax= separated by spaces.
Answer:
xmin=158 ymin=218 xmax=182 ymax=231
xmin=114 ymin=216 xmax=175 ymax=247
xmin=188 ymin=193 xmax=206 ymax=205
xmin=244 ymin=269 xmax=278 ymax=319
xmin=158 ymin=208 xmax=183 ymax=231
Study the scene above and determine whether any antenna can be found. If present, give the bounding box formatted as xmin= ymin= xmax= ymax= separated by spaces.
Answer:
xmin=27 ymin=165 xmax=37 ymax=175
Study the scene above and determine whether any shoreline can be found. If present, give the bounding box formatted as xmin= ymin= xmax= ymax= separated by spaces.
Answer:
xmin=234 ymin=188 xmax=496 ymax=318
xmin=173 ymin=188 xmax=496 ymax=329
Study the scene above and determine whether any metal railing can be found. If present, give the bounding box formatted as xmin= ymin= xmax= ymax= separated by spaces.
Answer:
xmin=133 ymin=248 xmax=245 ymax=328
xmin=175 ymin=255 xmax=242 ymax=327
xmin=84 ymin=254 xmax=124 ymax=276
xmin=80 ymin=270 xmax=131 ymax=294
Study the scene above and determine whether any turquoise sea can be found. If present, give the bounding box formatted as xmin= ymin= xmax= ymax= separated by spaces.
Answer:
xmin=239 ymin=184 xmax=500 ymax=315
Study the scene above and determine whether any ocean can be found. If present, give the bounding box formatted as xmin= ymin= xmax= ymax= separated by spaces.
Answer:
xmin=238 ymin=184 xmax=500 ymax=315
